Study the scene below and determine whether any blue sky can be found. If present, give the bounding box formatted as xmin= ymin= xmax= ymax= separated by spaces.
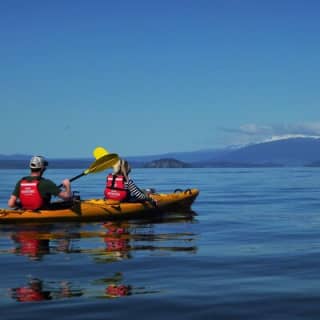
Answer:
xmin=1 ymin=0 xmax=320 ymax=158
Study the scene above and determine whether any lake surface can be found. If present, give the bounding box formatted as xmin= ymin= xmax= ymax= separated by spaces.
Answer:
xmin=1 ymin=167 xmax=320 ymax=319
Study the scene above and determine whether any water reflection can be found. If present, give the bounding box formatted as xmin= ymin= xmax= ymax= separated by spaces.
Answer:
xmin=93 ymin=273 xmax=132 ymax=298
xmin=9 ymin=226 xmax=75 ymax=260
xmin=92 ymin=217 xmax=197 ymax=263
xmin=106 ymin=284 xmax=131 ymax=297
xmin=101 ymin=221 xmax=131 ymax=260
xmin=95 ymin=273 xmax=161 ymax=299
xmin=2 ymin=212 xmax=197 ymax=302
xmin=12 ymin=231 xmax=50 ymax=261
xmin=5 ymin=213 xmax=197 ymax=261
xmin=10 ymin=278 xmax=82 ymax=302
xmin=10 ymin=272 xmax=159 ymax=302
xmin=11 ymin=278 xmax=51 ymax=302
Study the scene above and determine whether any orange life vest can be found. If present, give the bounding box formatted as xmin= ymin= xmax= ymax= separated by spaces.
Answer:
xmin=104 ymin=174 xmax=128 ymax=201
xmin=19 ymin=178 xmax=44 ymax=210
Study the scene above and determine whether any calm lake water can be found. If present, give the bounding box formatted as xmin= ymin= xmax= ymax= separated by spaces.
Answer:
xmin=1 ymin=167 xmax=320 ymax=319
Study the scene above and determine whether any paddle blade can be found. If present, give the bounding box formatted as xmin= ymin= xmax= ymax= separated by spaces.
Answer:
xmin=84 ymin=153 xmax=119 ymax=175
xmin=93 ymin=147 xmax=109 ymax=159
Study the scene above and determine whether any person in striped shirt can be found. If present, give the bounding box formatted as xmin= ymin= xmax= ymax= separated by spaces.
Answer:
xmin=104 ymin=159 xmax=157 ymax=206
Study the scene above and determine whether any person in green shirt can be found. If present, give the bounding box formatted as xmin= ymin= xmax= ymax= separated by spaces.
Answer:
xmin=8 ymin=155 xmax=72 ymax=210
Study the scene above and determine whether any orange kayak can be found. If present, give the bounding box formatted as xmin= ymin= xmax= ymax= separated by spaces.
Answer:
xmin=0 ymin=189 xmax=199 ymax=223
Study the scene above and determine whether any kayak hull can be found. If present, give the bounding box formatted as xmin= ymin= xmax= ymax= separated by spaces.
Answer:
xmin=0 ymin=189 xmax=199 ymax=223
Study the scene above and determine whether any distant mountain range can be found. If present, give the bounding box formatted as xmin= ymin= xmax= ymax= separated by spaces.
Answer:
xmin=2 ymin=137 xmax=320 ymax=168
xmin=127 ymin=137 xmax=320 ymax=167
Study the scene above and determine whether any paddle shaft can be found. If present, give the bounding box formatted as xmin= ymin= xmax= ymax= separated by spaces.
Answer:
xmin=57 ymin=172 xmax=85 ymax=188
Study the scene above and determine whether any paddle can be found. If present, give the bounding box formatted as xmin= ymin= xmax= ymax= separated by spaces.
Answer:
xmin=58 ymin=152 xmax=119 ymax=188
xmin=93 ymin=146 xmax=109 ymax=159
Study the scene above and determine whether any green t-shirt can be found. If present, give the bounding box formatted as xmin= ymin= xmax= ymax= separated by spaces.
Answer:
xmin=13 ymin=176 xmax=61 ymax=204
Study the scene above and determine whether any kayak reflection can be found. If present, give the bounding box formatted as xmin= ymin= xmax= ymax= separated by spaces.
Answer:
xmin=5 ymin=213 xmax=197 ymax=303
xmin=7 ymin=212 xmax=197 ymax=262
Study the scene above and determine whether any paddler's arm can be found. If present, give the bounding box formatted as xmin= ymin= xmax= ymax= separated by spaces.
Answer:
xmin=8 ymin=182 xmax=20 ymax=208
xmin=127 ymin=179 xmax=157 ymax=207
xmin=58 ymin=179 xmax=72 ymax=200
xmin=8 ymin=195 xmax=18 ymax=208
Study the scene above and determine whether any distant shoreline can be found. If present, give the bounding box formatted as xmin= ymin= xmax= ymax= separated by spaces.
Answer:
xmin=0 ymin=159 xmax=307 ymax=169
xmin=0 ymin=159 xmax=92 ymax=169
xmin=2 ymin=137 xmax=320 ymax=167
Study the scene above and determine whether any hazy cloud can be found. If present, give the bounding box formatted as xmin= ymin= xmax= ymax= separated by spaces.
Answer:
xmin=223 ymin=124 xmax=273 ymax=136
xmin=221 ymin=122 xmax=320 ymax=145
xmin=223 ymin=122 xmax=320 ymax=136
xmin=277 ymin=123 xmax=320 ymax=136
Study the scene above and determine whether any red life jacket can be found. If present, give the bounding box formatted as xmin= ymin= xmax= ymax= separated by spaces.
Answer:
xmin=104 ymin=174 xmax=128 ymax=201
xmin=19 ymin=178 xmax=44 ymax=210
xmin=14 ymin=287 xmax=47 ymax=302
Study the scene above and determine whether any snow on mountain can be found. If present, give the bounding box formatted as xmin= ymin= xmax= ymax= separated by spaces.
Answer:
xmin=207 ymin=136 xmax=320 ymax=166
xmin=262 ymin=134 xmax=320 ymax=143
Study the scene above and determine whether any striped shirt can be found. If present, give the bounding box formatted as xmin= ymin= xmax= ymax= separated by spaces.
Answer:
xmin=126 ymin=179 xmax=148 ymax=201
